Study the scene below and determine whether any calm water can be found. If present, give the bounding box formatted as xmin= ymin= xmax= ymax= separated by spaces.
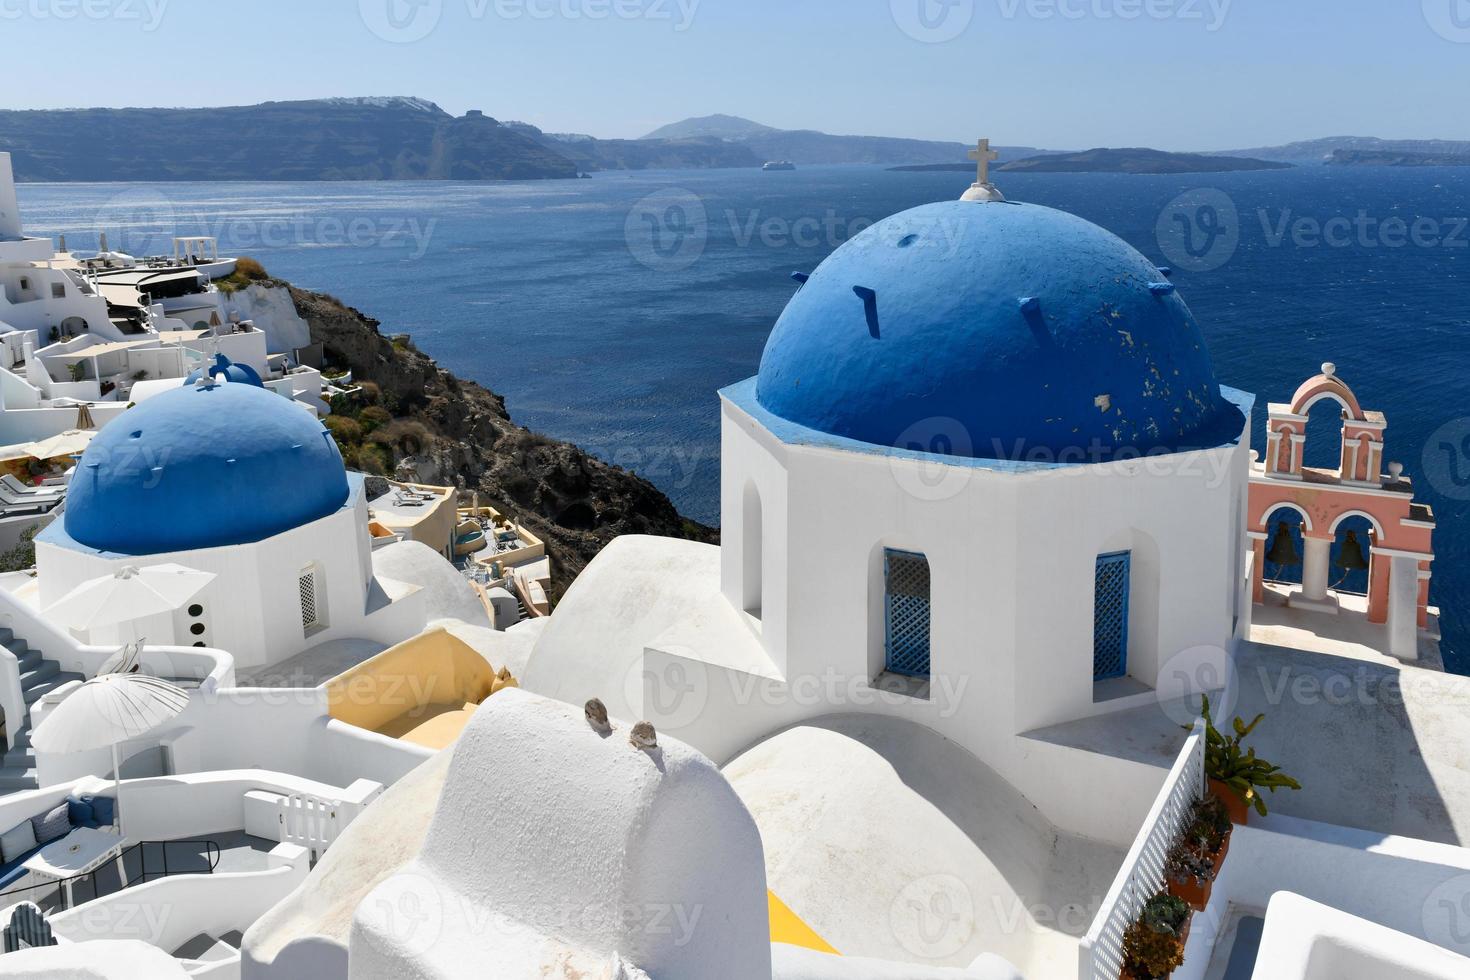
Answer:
xmin=16 ymin=166 xmax=1470 ymax=670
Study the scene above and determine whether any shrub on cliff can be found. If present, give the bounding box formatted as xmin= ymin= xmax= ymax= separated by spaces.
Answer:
xmin=217 ymin=255 xmax=273 ymax=294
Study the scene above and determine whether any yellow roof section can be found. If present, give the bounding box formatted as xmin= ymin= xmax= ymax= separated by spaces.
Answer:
xmin=768 ymin=891 xmax=839 ymax=956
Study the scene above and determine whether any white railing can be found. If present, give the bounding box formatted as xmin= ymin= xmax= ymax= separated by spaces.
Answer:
xmin=279 ymin=793 xmax=341 ymax=858
xmin=1078 ymin=719 xmax=1207 ymax=980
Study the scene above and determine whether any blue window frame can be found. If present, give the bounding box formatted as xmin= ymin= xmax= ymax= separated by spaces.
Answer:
xmin=884 ymin=549 xmax=931 ymax=679
xmin=1093 ymin=551 xmax=1131 ymax=681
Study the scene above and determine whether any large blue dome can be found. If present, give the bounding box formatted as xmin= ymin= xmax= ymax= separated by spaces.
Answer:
xmin=756 ymin=200 xmax=1244 ymax=461
xmin=65 ymin=381 xmax=350 ymax=555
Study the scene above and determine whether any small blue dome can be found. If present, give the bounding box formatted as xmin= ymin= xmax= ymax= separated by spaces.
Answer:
xmin=185 ymin=354 xmax=264 ymax=388
xmin=65 ymin=382 xmax=349 ymax=555
xmin=756 ymin=200 xmax=1243 ymax=461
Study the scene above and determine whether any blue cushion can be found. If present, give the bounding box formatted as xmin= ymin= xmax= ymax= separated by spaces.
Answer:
xmin=30 ymin=803 xmax=68 ymax=845
xmin=0 ymin=857 xmax=29 ymax=890
xmin=0 ymin=821 xmax=36 ymax=864
xmin=84 ymin=796 xmax=115 ymax=827
xmin=66 ymin=797 xmax=95 ymax=827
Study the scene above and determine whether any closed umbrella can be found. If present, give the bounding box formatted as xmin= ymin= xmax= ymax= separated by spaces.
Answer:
xmin=75 ymin=404 xmax=96 ymax=430
xmin=31 ymin=673 xmax=189 ymax=836
xmin=45 ymin=565 xmax=215 ymax=635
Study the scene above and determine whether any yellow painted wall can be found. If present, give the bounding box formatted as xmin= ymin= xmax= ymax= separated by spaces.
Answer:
xmin=325 ymin=627 xmax=499 ymax=734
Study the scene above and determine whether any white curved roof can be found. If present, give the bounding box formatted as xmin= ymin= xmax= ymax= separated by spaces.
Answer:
xmin=350 ymin=688 xmax=771 ymax=978
xmin=724 ymin=715 xmax=1123 ymax=977
xmin=520 ymin=535 xmax=719 ymax=723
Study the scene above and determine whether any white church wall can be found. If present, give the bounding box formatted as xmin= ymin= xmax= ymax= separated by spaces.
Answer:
xmin=720 ymin=408 xmax=792 ymax=675
xmin=1008 ymin=442 xmax=1245 ymax=734
xmin=34 ymin=495 xmax=410 ymax=671
xmin=664 ymin=398 xmax=1251 ymax=845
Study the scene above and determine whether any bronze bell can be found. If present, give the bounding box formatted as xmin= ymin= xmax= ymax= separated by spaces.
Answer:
xmin=1266 ymin=522 xmax=1301 ymax=566
xmin=1334 ymin=530 xmax=1369 ymax=571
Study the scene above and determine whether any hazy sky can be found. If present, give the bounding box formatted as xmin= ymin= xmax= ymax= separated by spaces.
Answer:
xmin=2 ymin=0 xmax=1466 ymax=149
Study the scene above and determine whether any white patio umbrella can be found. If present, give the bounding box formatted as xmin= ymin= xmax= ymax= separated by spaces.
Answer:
xmin=45 ymin=565 xmax=215 ymax=635
xmin=23 ymin=429 xmax=95 ymax=462
xmin=31 ymin=673 xmax=189 ymax=836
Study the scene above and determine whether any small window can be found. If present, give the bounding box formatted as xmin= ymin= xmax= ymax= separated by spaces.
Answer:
xmin=18 ymin=277 xmax=30 ymax=291
xmin=188 ymin=603 xmax=204 ymax=617
xmin=51 ymin=282 xmax=65 ymax=299
xmin=299 ymin=566 xmax=325 ymax=634
xmin=1094 ymin=552 xmax=1132 ymax=681
xmin=884 ymin=549 xmax=931 ymax=679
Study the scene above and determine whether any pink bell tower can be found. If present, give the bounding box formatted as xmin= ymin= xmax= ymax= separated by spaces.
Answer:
xmin=1248 ymin=364 xmax=1436 ymax=661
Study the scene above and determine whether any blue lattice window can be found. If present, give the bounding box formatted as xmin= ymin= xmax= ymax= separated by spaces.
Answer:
xmin=1094 ymin=552 xmax=1131 ymax=681
xmin=884 ymin=550 xmax=931 ymax=679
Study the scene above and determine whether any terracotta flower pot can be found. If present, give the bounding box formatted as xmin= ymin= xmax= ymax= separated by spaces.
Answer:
xmin=1167 ymin=873 xmax=1212 ymax=912
xmin=1209 ymin=778 xmax=1250 ymax=825
xmin=1169 ymin=830 xmax=1233 ymax=911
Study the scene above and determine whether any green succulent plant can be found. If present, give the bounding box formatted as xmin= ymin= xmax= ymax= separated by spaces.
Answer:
xmin=1123 ymin=893 xmax=1191 ymax=978
xmin=1201 ymin=694 xmax=1302 ymax=816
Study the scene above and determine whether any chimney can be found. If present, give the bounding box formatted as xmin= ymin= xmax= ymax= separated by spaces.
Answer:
xmin=0 ymin=153 xmax=21 ymax=240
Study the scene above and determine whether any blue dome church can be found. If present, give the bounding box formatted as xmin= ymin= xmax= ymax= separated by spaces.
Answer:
xmin=712 ymin=154 xmax=1253 ymax=749
xmin=35 ymin=376 xmax=417 ymax=671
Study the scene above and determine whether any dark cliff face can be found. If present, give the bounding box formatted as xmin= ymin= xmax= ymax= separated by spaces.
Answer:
xmin=0 ymin=98 xmax=579 ymax=181
xmin=291 ymin=287 xmax=716 ymax=596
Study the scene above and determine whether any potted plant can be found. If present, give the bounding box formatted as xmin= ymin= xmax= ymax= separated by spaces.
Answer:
xmin=1165 ymin=838 xmax=1214 ymax=911
xmin=1201 ymin=694 xmax=1301 ymax=824
xmin=1121 ymin=892 xmax=1191 ymax=979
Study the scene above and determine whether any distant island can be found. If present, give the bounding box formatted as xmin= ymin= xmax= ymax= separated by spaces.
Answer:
xmin=0 ymin=98 xmax=580 ymax=181
xmin=995 ymin=148 xmax=1293 ymax=175
xmin=1220 ymin=136 xmax=1470 ymax=165
xmin=635 ymin=114 xmax=1033 ymax=167
xmin=0 ymin=102 xmax=1059 ymax=180
xmin=1324 ymin=148 xmax=1470 ymax=167
xmin=12 ymin=101 xmax=1457 ymax=182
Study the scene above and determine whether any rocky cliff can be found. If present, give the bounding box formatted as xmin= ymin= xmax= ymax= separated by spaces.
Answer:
xmin=289 ymin=287 xmax=716 ymax=597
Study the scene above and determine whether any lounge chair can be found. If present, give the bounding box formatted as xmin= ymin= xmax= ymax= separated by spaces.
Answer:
xmin=0 ymin=486 xmax=60 ymax=512
xmin=0 ymin=476 xmax=64 ymax=498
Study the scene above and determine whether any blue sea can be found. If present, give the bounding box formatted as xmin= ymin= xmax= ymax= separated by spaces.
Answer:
xmin=15 ymin=166 xmax=1470 ymax=670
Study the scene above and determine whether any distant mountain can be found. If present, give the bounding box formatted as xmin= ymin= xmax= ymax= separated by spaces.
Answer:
xmin=642 ymin=114 xmax=780 ymax=141
xmin=999 ymin=148 xmax=1292 ymax=175
xmin=1325 ymin=148 xmax=1470 ymax=167
xmin=1220 ymin=136 xmax=1470 ymax=165
xmin=638 ymin=115 xmax=986 ymax=166
xmin=505 ymin=122 xmax=760 ymax=171
xmin=0 ymin=98 xmax=580 ymax=181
